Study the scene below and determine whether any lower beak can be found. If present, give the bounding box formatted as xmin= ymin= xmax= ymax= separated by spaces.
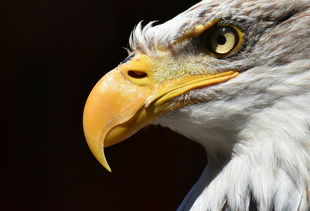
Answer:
xmin=83 ymin=53 xmax=239 ymax=172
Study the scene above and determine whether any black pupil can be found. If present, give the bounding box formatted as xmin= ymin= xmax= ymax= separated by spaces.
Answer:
xmin=205 ymin=26 xmax=238 ymax=55
xmin=217 ymin=35 xmax=226 ymax=45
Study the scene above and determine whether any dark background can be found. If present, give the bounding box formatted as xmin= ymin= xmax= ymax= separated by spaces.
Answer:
xmin=2 ymin=0 xmax=206 ymax=210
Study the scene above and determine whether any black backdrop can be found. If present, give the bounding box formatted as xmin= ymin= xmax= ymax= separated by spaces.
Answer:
xmin=2 ymin=0 xmax=207 ymax=210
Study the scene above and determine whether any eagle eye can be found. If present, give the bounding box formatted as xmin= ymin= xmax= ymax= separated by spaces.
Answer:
xmin=204 ymin=24 xmax=243 ymax=57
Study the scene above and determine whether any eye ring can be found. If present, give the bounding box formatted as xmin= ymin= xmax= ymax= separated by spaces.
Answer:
xmin=204 ymin=24 xmax=243 ymax=58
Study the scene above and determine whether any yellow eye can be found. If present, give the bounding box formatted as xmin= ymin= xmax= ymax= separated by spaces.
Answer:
xmin=206 ymin=25 xmax=243 ymax=57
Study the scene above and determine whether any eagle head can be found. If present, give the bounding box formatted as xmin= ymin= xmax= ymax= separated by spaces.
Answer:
xmin=83 ymin=0 xmax=310 ymax=210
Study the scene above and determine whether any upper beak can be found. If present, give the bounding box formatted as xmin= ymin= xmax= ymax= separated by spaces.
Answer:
xmin=83 ymin=53 xmax=239 ymax=171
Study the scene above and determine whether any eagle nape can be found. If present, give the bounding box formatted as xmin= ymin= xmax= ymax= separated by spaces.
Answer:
xmin=83 ymin=0 xmax=310 ymax=210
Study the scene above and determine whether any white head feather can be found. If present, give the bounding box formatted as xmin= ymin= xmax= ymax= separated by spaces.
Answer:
xmin=129 ymin=0 xmax=310 ymax=210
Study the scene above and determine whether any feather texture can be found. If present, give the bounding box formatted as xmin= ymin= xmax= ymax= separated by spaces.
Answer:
xmin=129 ymin=0 xmax=310 ymax=210
xmin=157 ymin=60 xmax=310 ymax=210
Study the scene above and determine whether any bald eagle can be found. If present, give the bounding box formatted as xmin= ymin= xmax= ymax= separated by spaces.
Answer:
xmin=83 ymin=0 xmax=310 ymax=210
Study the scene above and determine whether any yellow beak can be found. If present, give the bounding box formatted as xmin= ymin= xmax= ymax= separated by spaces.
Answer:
xmin=83 ymin=53 xmax=239 ymax=171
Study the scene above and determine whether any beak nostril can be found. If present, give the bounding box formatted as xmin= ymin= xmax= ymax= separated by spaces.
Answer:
xmin=127 ymin=71 xmax=148 ymax=79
